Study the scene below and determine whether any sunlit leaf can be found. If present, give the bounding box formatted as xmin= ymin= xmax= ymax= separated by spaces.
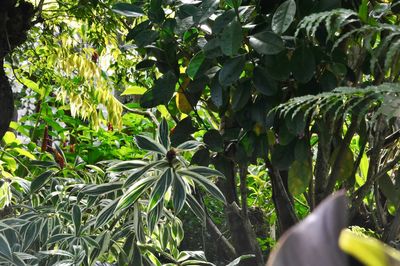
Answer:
xmin=117 ymin=177 xmax=157 ymax=211
xmin=135 ymin=135 xmax=168 ymax=154
xmin=249 ymin=31 xmax=285 ymax=55
xmin=178 ymin=169 xmax=225 ymax=202
xmin=148 ymin=168 xmax=174 ymax=212
xmin=107 ymin=160 xmax=147 ymax=172
xmin=125 ymin=160 xmax=168 ymax=187
xmin=173 ymin=174 xmax=187 ymax=214
xmin=95 ymin=199 xmax=119 ymax=228
xmin=112 ymin=3 xmax=144 ymax=17
xmin=272 ymin=0 xmax=296 ymax=34
xmin=31 ymin=170 xmax=55 ymax=193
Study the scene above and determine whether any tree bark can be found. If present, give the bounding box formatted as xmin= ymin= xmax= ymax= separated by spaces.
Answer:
xmin=0 ymin=61 xmax=13 ymax=140
xmin=266 ymin=159 xmax=298 ymax=235
xmin=0 ymin=0 xmax=34 ymax=140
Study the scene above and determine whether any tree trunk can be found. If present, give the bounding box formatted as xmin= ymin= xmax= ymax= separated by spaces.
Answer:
xmin=266 ymin=160 xmax=298 ymax=235
xmin=0 ymin=0 xmax=34 ymax=140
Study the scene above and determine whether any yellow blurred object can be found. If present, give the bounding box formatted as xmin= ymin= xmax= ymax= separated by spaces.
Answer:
xmin=339 ymin=229 xmax=400 ymax=266
xmin=253 ymin=123 xmax=264 ymax=136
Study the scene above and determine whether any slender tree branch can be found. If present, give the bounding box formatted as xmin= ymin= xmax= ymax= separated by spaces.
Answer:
xmin=239 ymin=163 xmax=248 ymax=219
xmin=374 ymin=183 xmax=386 ymax=230
xmin=205 ymin=214 xmax=237 ymax=259
xmin=325 ymin=116 xmax=358 ymax=196
xmin=351 ymin=148 xmax=400 ymax=218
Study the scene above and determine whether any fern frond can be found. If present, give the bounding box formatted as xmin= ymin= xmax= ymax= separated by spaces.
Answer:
xmin=274 ymin=83 xmax=400 ymax=127
xmin=298 ymin=9 xmax=400 ymax=80
xmin=296 ymin=9 xmax=358 ymax=43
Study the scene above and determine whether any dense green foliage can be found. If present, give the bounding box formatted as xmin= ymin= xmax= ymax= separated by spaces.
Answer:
xmin=1 ymin=0 xmax=400 ymax=265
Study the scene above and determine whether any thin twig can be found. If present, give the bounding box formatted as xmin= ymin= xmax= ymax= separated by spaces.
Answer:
xmin=122 ymin=105 xmax=159 ymax=126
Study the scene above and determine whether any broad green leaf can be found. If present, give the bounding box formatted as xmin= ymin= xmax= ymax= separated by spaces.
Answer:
xmin=117 ymin=176 xmax=157 ymax=210
xmin=107 ymin=160 xmax=147 ymax=172
xmin=176 ymin=140 xmax=202 ymax=151
xmin=149 ymin=0 xmax=165 ymax=23
xmin=31 ymin=170 xmax=54 ymax=193
xmin=181 ymin=260 xmax=214 ymax=265
xmin=210 ymin=75 xmax=224 ymax=108
xmin=187 ymin=52 xmax=206 ymax=79
xmin=220 ymin=19 xmax=243 ymax=56
xmin=21 ymin=78 xmax=44 ymax=98
xmin=30 ymin=160 xmax=59 ymax=168
xmin=203 ymin=129 xmax=224 ymax=152
xmin=0 ymin=182 xmax=11 ymax=209
xmin=82 ymin=236 xmax=100 ymax=249
xmin=225 ymin=0 xmax=242 ymax=9
xmin=178 ymin=169 xmax=226 ymax=202
xmin=197 ymin=0 xmax=219 ymax=24
xmin=186 ymin=194 xmax=205 ymax=221
xmin=226 ymin=255 xmax=256 ymax=266
xmin=170 ymin=117 xmax=197 ymax=147
xmin=158 ymin=118 xmax=170 ymax=150
xmin=39 ymin=249 xmax=73 ymax=257
xmin=191 ymin=148 xmax=211 ymax=166
xmin=379 ymin=174 xmax=400 ymax=205
xmin=148 ymin=200 xmax=163 ymax=233
xmin=95 ymin=198 xmax=119 ymax=228
xmin=22 ymin=221 xmax=38 ymax=251
xmin=291 ymin=45 xmax=316 ymax=83
xmin=173 ymin=174 xmax=187 ymax=214
xmin=0 ymin=234 xmax=12 ymax=261
xmin=219 ymin=55 xmax=245 ymax=87
xmin=249 ymin=31 xmax=285 ymax=55
xmin=272 ymin=0 xmax=296 ymax=35
xmin=86 ymin=165 xmax=105 ymax=176
xmin=253 ymin=66 xmax=278 ymax=96
xmin=187 ymin=166 xmax=224 ymax=178
xmin=112 ymin=3 xmax=144 ymax=17
xmin=2 ymin=132 xmax=17 ymax=145
xmin=212 ymin=9 xmax=236 ymax=34
xmin=148 ymin=168 xmax=174 ymax=212
xmin=140 ymin=71 xmax=177 ymax=108
xmin=203 ymin=39 xmax=222 ymax=58
xmin=124 ymin=161 xmax=166 ymax=188
xmin=264 ymin=52 xmax=291 ymax=81
xmin=47 ymin=234 xmax=73 ymax=245
xmin=231 ymin=80 xmax=251 ymax=111
xmin=121 ymin=86 xmax=147 ymax=95
xmin=72 ymin=205 xmax=81 ymax=236
xmin=135 ymin=135 xmax=168 ymax=154
xmin=81 ymin=182 xmax=124 ymax=196
xmin=288 ymin=159 xmax=312 ymax=195
xmin=132 ymin=30 xmax=159 ymax=47
xmin=14 ymin=252 xmax=38 ymax=261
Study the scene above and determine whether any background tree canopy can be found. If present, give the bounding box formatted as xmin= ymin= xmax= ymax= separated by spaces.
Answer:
xmin=1 ymin=0 xmax=400 ymax=265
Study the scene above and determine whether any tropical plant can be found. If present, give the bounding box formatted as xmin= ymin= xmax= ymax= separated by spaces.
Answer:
xmin=2 ymin=0 xmax=400 ymax=265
